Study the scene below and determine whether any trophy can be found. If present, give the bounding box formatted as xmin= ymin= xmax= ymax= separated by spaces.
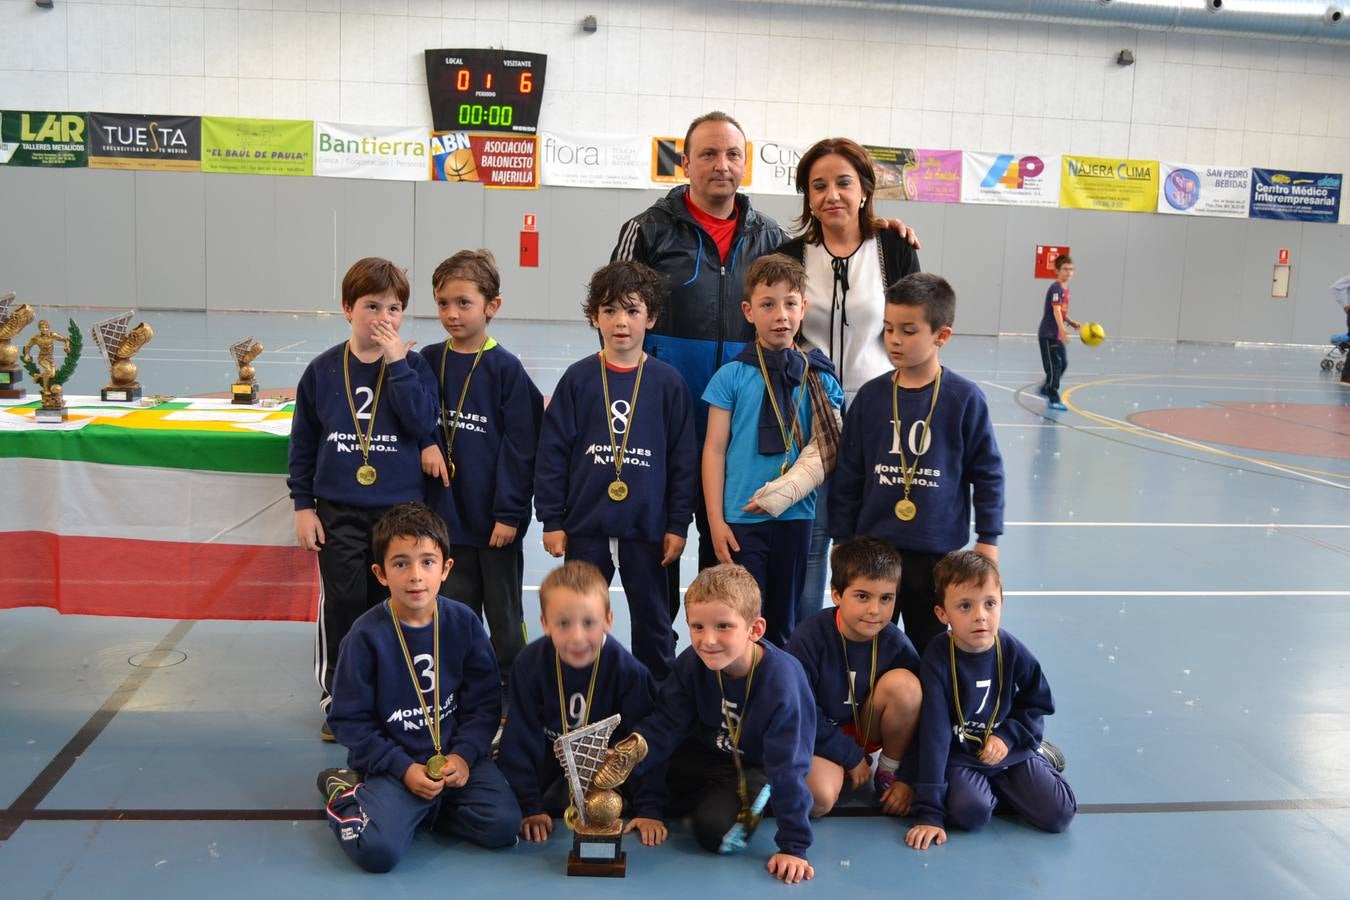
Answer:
xmin=229 ymin=337 xmax=264 ymax=405
xmin=91 ymin=312 xmax=153 ymax=402
xmin=552 ymin=714 xmax=648 ymax=877
xmin=21 ymin=318 xmax=81 ymax=423
xmin=0 ymin=292 xmax=34 ymax=399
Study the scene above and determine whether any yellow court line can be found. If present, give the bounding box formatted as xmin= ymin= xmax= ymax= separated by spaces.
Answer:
xmin=1060 ymin=375 xmax=1350 ymax=486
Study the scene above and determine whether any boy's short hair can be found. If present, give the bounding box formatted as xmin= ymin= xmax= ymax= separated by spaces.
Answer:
xmin=685 ymin=563 xmax=761 ymax=623
xmin=342 ymin=257 xmax=410 ymax=310
xmin=539 ymin=560 xmax=611 ymax=615
xmin=744 ymin=253 xmax=807 ymax=300
xmin=885 ymin=271 xmax=956 ymax=331
xmin=933 ymin=550 xmax=1002 ymax=606
xmin=432 ymin=249 xmax=500 ymax=300
xmin=371 ymin=502 xmax=450 ymax=565
xmin=683 ymin=110 xmax=746 ymax=155
xmin=583 ymin=260 xmax=666 ymax=323
xmin=829 ymin=537 xmax=903 ymax=594
xmin=1054 ymin=254 xmax=1073 ymax=270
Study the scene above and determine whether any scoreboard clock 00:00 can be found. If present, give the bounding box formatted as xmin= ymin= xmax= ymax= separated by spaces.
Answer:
xmin=425 ymin=49 xmax=548 ymax=134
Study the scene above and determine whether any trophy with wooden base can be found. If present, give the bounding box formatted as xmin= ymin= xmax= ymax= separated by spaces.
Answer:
xmin=22 ymin=318 xmax=81 ymax=423
xmin=229 ymin=337 xmax=264 ymax=405
xmin=0 ymin=292 xmax=34 ymax=400
xmin=92 ymin=312 xmax=153 ymax=402
xmin=553 ymin=715 xmax=647 ymax=877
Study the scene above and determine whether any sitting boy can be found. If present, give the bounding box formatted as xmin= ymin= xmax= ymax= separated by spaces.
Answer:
xmin=624 ymin=564 xmax=818 ymax=884
xmin=499 ymin=560 xmax=667 ymax=846
xmin=906 ymin=550 xmax=1076 ymax=851
xmin=787 ymin=537 xmax=922 ymax=817
xmin=317 ymin=502 xmax=519 ymax=872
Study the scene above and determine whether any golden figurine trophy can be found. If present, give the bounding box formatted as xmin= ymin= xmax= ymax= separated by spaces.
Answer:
xmin=0 ymin=291 xmax=35 ymax=400
xmin=91 ymin=312 xmax=153 ymax=402
xmin=229 ymin=337 xmax=264 ymax=405
xmin=21 ymin=318 xmax=81 ymax=423
xmin=553 ymin=714 xmax=648 ymax=877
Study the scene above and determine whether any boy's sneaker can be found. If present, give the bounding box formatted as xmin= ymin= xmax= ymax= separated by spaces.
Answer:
xmin=1038 ymin=740 xmax=1067 ymax=773
xmin=1047 ymin=400 xmax=1068 ymax=411
xmin=317 ymin=768 xmax=360 ymax=804
xmin=320 ymin=720 xmax=335 ymax=742
xmin=873 ymin=768 xmax=898 ymax=797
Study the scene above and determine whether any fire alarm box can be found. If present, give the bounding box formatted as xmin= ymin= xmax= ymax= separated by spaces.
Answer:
xmin=1035 ymin=245 xmax=1069 ymax=279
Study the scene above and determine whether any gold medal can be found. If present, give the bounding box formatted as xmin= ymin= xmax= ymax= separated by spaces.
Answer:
xmin=895 ymin=498 xmax=916 ymax=521
xmin=343 ymin=344 xmax=387 ymax=492
xmin=891 ymin=368 xmax=943 ymax=526
xmin=599 ymin=352 xmax=645 ymax=506
xmin=780 ymin=459 xmax=790 ymax=476
xmin=563 ymin=804 xmax=580 ymax=830
xmin=356 ymin=464 xmax=377 ymax=486
xmin=439 ymin=339 xmax=488 ymax=490
xmin=755 ymin=343 xmax=808 ymax=478
xmin=426 ymin=753 xmax=447 ymax=780
xmin=607 ymin=479 xmax=629 ymax=502
xmin=446 ymin=458 xmax=456 ymax=482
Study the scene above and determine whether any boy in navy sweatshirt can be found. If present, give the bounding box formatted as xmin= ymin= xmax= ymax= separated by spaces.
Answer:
xmin=830 ymin=272 xmax=1004 ymax=654
xmin=288 ymin=257 xmax=439 ymax=738
xmin=703 ymin=254 xmax=843 ymax=648
xmin=534 ymin=260 xmax=697 ymax=682
xmin=499 ymin=560 xmax=666 ymax=846
xmin=905 ymin=551 xmax=1076 ymax=851
xmin=420 ymin=250 xmax=543 ymax=683
xmin=787 ymin=538 xmax=921 ymax=817
xmin=317 ymin=503 xmax=520 ymax=872
xmin=625 ymin=564 xmax=817 ymax=884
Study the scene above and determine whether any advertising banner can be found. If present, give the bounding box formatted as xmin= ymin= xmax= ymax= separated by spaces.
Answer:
xmin=649 ymin=136 xmax=755 ymax=188
xmin=430 ymin=132 xmax=538 ymax=189
xmin=538 ymin=130 xmax=649 ymax=189
xmin=961 ymin=152 xmax=1060 ymax=207
xmin=1060 ymin=155 xmax=1159 ymax=212
xmin=1156 ymin=163 xmax=1251 ymax=217
xmin=864 ymin=145 xmax=916 ymax=200
xmin=201 ymin=117 xmax=313 ymax=176
xmin=314 ymin=122 xmax=428 ymax=181
xmin=750 ymin=140 xmax=808 ymax=196
xmin=1249 ymin=168 xmax=1342 ymax=223
xmin=87 ymin=113 xmax=200 ymax=171
xmin=906 ymin=150 xmax=962 ymax=203
xmin=0 ymin=111 xmax=87 ymax=167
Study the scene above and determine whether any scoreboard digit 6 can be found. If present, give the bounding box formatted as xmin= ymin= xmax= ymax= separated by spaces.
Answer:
xmin=425 ymin=49 xmax=548 ymax=134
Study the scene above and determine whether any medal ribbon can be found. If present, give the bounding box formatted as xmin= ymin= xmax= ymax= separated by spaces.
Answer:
xmin=754 ymin=342 xmax=807 ymax=469
xmin=598 ymin=351 xmax=645 ymax=489
xmin=890 ymin=367 xmax=943 ymax=510
xmin=343 ymin=342 xmax=388 ymax=475
xmin=836 ymin=611 xmax=878 ymax=752
xmin=949 ymin=632 xmax=1003 ymax=754
xmin=387 ymin=600 xmax=443 ymax=761
xmin=716 ymin=644 xmax=760 ymax=815
xmin=554 ymin=645 xmax=601 ymax=735
xmin=438 ymin=338 xmax=490 ymax=473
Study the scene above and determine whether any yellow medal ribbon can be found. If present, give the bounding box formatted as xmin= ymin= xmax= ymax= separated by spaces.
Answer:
xmin=438 ymin=338 xmax=491 ymax=482
xmin=599 ymin=351 xmax=645 ymax=501
xmin=754 ymin=343 xmax=808 ymax=476
xmin=890 ymin=366 xmax=943 ymax=520
xmin=387 ymin=600 xmax=446 ymax=779
xmin=836 ymin=611 xmax=878 ymax=752
xmin=716 ymin=644 xmax=760 ymax=816
xmin=556 ymin=643 xmax=602 ymax=830
xmin=343 ymin=342 xmax=387 ymax=486
xmin=949 ymin=632 xmax=1003 ymax=755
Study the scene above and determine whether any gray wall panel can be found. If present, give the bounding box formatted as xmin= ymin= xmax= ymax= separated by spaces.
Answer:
xmin=65 ymin=168 xmax=137 ymax=312
xmin=939 ymin=202 xmax=1005 ymax=336
xmin=482 ymin=188 xmax=549 ymax=320
xmin=205 ymin=175 xmax=281 ymax=312
xmin=999 ymin=206 xmax=1070 ymax=335
xmin=0 ymin=168 xmax=67 ymax=306
xmin=135 ymin=172 xmax=206 ymax=311
xmin=542 ymin=188 xmax=627 ymax=321
xmin=1177 ymin=217 xmax=1243 ymax=343
xmin=411 ymin=181 xmax=484 ymax=319
xmin=1062 ymin=209 xmax=1128 ymax=342
xmin=1120 ymin=214 xmax=1187 ymax=341
xmin=272 ymin=177 xmax=343 ymax=312
xmin=339 ymin=179 xmax=417 ymax=308
xmin=1290 ymin=223 xmax=1350 ymax=344
xmin=1234 ymin=218 xmax=1299 ymax=344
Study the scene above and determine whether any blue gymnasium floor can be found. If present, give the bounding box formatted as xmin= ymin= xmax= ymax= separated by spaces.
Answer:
xmin=2 ymin=311 xmax=1349 ymax=898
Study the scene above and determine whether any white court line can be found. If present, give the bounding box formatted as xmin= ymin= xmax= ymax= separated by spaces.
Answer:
xmin=1005 ymin=521 xmax=1350 ymax=529
xmin=994 ymin=422 xmax=1115 ymax=429
xmin=516 ymin=586 xmax=1350 ymax=597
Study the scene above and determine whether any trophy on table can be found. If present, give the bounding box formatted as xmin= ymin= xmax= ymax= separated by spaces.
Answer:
xmin=91 ymin=312 xmax=153 ymax=402
xmin=229 ymin=337 xmax=264 ymax=405
xmin=21 ymin=318 xmax=81 ymax=423
xmin=0 ymin=291 xmax=35 ymax=400
xmin=552 ymin=714 xmax=648 ymax=877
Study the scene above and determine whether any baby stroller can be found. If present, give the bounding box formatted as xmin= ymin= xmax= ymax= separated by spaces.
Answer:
xmin=1321 ymin=333 xmax=1349 ymax=374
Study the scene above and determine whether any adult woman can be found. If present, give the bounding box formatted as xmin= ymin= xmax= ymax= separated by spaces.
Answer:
xmin=777 ymin=137 xmax=921 ymax=625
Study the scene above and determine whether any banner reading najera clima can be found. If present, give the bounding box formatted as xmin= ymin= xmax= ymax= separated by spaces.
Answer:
xmin=961 ymin=152 xmax=1061 ymax=207
xmin=201 ymin=116 xmax=313 ymax=176
xmin=313 ymin=122 xmax=428 ymax=181
xmin=1060 ymin=156 xmax=1158 ymax=212
xmin=1156 ymin=164 xmax=1250 ymax=218
xmin=538 ymin=130 xmax=651 ymax=189
xmin=1249 ymin=168 xmax=1342 ymax=224
xmin=87 ymin=113 xmax=201 ymax=172
xmin=0 ymin=110 xmax=87 ymax=167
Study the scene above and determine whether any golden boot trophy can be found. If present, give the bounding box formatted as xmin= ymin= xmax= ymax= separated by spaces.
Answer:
xmin=229 ymin=337 xmax=264 ymax=405
xmin=21 ymin=318 xmax=81 ymax=423
xmin=0 ymin=292 xmax=34 ymax=400
xmin=92 ymin=312 xmax=153 ymax=402
xmin=552 ymin=715 xmax=648 ymax=877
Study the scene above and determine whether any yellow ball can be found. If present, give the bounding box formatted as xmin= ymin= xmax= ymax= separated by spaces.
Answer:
xmin=584 ymin=789 xmax=623 ymax=827
xmin=1080 ymin=322 xmax=1106 ymax=346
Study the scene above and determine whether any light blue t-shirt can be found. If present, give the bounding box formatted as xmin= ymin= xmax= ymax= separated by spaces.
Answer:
xmin=703 ymin=360 xmax=844 ymax=524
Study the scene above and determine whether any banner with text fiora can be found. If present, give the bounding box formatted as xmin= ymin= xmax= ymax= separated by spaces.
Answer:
xmin=201 ymin=117 xmax=313 ymax=176
xmin=314 ymin=122 xmax=427 ymax=181
xmin=0 ymin=111 xmax=86 ymax=167
xmin=1060 ymin=156 xmax=1158 ymax=212
xmin=1156 ymin=163 xmax=1250 ymax=218
xmin=961 ymin=152 xmax=1060 ymax=207
xmin=1249 ymin=168 xmax=1342 ymax=224
xmin=431 ymin=132 xmax=538 ymax=188
xmin=538 ymin=131 xmax=649 ymax=189
xmin=87 ymin=113 xmax=200 ymax=172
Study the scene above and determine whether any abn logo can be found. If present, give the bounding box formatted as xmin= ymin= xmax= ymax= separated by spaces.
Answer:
xmin=981 ymin=154 xmax=1044 ymax=190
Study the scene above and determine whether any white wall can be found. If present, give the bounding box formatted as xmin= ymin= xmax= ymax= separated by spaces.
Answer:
xmin=1 ymin=0 xmax=1348 ymax=222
